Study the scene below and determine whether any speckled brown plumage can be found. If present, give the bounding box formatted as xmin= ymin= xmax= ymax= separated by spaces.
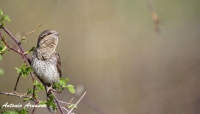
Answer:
xmin=31 ymin=30 xmax=61 ymax=113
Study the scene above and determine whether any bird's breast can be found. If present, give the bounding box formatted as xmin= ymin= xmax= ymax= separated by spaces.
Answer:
xmin=31 ymin=57 xmax=60 ymax=84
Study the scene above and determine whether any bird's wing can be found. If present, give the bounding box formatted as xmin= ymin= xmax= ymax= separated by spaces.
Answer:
xmin=55 ymin=52 xmax=62 ymax=78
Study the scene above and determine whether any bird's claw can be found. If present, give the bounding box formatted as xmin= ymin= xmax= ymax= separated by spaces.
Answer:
xmin=47 ymin=85 xmax=53 ymax=93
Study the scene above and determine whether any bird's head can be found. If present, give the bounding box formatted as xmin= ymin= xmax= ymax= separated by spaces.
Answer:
xmin=35 ymin=30 xmax=59 ymax=60
xmin=37 ymin=30 xmax=59 ymax=49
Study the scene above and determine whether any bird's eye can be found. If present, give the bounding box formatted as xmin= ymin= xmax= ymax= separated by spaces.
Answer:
xmin=47 ymin=33 xmax=52 ymax=35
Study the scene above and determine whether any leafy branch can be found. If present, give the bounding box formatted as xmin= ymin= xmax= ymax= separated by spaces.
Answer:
xmin=0 ymin=9 xmax=86 ymax=114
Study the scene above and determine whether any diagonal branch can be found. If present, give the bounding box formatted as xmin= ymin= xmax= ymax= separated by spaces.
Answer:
xmin=0 ymin=33 xmax=21 ymax=55
xmin=52 ymin=92 xmax=65 ymax=114
xmin=0 ymin=25 xmax=31 ymax=65
xmin=67 ymin=92 xmax=87 ymax=114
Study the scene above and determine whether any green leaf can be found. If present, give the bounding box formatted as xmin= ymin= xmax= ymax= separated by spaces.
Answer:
xmin=21 ymin=37 xmax=27 ymax=43
xmin=39 ymin=101 xmax=47 ymax=105
xmin=33 ymin=80 xmax=44 ymax=92
xmin=67 ymin=85 xmax=75 ymax=94
xmin=53 ymin=83 xmax=59 ymax=88
xmin=65 ymin=78 xmax=70 ymax=83
xmin=25 ymin=67 xmax=31 ymax=73
xmin=15 ymin=67 xmax=21 ymax=74
xmin=0 ymin=23 xmax=4 ymax=28
xmin=26 ymin=86 xmax=33 ymax=95
xmin=37 ymin=84 xmax=44 ymax=90
xmin=2 ymin=45 xmax=7 ymax=51
xmin=0 ymin=45 xmax=7 ymax=55
xmin=15 ymin=108 xmax=28 ymax=114
xmin=0 ymin=68 xmax=4 ymax=75
xmin=23 ymin=97 xmax=31 ymax=102
xmin=0 ymin=15 xmax=11 ymax=23
xmin=2 ymin=111 xmax=17 ymax=114
xmin=0 ymin=55 xmax=2 ymax=60
xmin=33 ymin=80 xmax=39 ymax=85
xmin=68 ymin=104 xmax=74 ymax=108
xmin=24 ymin=47 xmax=35 ymax=54
xmin=68 ymin=104 xmax=77 ymax=109
xmin=46 ymin=95 xmax=57 ymax=110
xmin=59 ymin=79 xmax=66 ymax=85
xmin=62 ymin=85 xmax=67 ymax=88
xmin=3 ymin=15 xmax=11 ymax=22
xmin=33 ymin=92 xmax=38 ymax=99
xmin=15 ymin=64 xmax=32 ymax=78
xmin=53 ymin=78 xmax=74 ymax=93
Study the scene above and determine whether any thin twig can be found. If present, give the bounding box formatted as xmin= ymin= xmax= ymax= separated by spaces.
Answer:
xmin=14 ymin=73 xmax=21 ymax=91
xmin=52 ymin=93 xmax=65 ymax=114
xmin=58 ymin=100 xmax=71 ymax=105
xmin=20 ymin=24 xmax=42 ymax=42
xmin=68 ymin=92 xmax=87 ymax=114
xmin=31 ymin=81 xmax=39 ymax=114
xmin=62 ymin=107 xmax=69 ymax=112
xmin=0 ymin=32 xmax=26 ymax=92
xmin=0 ymin=91 xmax=35 ymax=102
xmin=31 ymin=101 xmax=37 ymax=114
xmin=0 ymin=25 xmax=36 ymax=91
xmin=66 ymin=97 xmax=74 ymax=107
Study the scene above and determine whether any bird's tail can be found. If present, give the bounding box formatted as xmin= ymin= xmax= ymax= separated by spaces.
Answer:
xmin=47 ymin=94 xmax=57 ymax=113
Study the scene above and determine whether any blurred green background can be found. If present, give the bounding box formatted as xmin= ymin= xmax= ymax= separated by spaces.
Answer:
xmin=0 ymin=0 xmax=200 ymax=114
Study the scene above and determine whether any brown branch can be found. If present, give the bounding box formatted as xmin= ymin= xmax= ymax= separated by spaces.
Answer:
xmin=0 ymin=91 xmax=36 ymax=102
xmin=0 ymin=32 xmax=27 ymax=64
xmin=0 ymin=33 xmax=21 ymax=55
xmin=0 ymin=25 xmax=36 ymax=92
xmin=0 ymin=24 xmax=82 ymax=114
xmin=0 ymin=25 xmax=39 ymax=113
xmin=31 ymin=102 xmax=37 ymax=114
xmin=0 ymin=31 xmax=32 ymax=92
xmin=0 ymin=25 xmax=32 ymax=65
xmin=14 ymin=73 xmax=21 ymax=91
xmin=52 ymin=92 xmax=65 ymax=114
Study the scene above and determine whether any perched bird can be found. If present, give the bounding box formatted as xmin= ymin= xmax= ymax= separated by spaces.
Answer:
xmin=31 ymin=30 xmax=61 ymax=113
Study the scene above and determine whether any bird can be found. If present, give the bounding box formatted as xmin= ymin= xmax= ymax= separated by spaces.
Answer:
xmin=31 ymin=30 xmax=61 ymax=113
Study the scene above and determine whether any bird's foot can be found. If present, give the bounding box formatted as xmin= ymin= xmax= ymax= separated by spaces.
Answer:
xmin=47 ymin=85 xmax=53 ymax=94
